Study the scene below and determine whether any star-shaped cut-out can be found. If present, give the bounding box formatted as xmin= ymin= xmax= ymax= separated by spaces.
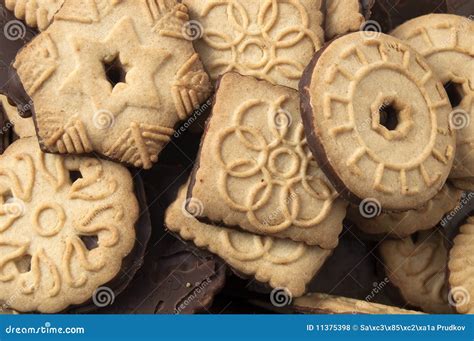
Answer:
xmin=60 ymin=16 xmax=171 ymax=117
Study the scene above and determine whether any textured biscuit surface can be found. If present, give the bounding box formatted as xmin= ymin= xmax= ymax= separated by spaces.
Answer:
xmin=183 ymin=0 xmax=324 ymax=89
xmin=0 ymin=137 xmax=138 ymax=313
xmin=5 ymin=0 xmax=64 ymax=30
xmin=324 ymin=0 xmax=364 ymax=40
xmin=300 ymin=32 xmax=456 ymax=211
xmin=14 ymin=0 xmax=212 ymax=169
xmin=380 ymin=230 xmax=451 ymax=313
xmin=392 ymin=14 xmax=474 ymax=190
xmin=0 ymin=95 xmax=36 ymax=138
xmin=166 ymin=184 xmax=331 ymax=297
xmin=188 ymin=73 xmax=347 ymax=248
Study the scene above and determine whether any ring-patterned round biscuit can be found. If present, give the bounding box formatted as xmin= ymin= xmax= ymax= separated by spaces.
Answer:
xmin=300 ymin=32 xmax=456 ymax=211
xmin=391 ymin=14 xmax=474 ymax=190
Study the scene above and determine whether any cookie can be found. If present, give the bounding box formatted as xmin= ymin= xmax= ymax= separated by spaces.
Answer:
xmin=5 ymin=0 xmax=63 ymax=30
xmin=0 ymin=95 xmax=35 ymax=138
xmin=448 ymin=216 xmax=474 ymax=314
xmin=348 ymin=184 xmax=462 ymax=238
xmin=0 ymin=97 xmax=14 ymax=154
xmin=323 ymin=0 xmax=366 ymax=40
xmin=13 ymin=0 xmax=212 ymax=169
xmin=379 ymin=229 xmax=451 ymax=313
xmin=183 ymin=0 xmax=324 ymax=90
xmin=391 ymin=14 xmax=474 ymax=190
xmin=0 ymin=137 xmax=138 ymax=313
xmin=292 ymin=292 xmax=423 ymax=314
xmin=188 ymin=73 xmax=347 ymax=248
xmin=167 ymin=183 xmax=332 ymax=297
xmin=300 ymin=32 xmax=456 ymax=211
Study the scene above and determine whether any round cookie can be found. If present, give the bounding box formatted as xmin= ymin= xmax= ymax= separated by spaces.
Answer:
xmin=448 ymin=216 xmax=474 ymax=314
xmin=347 ymin=184 xmax=462 ymax=238
xmin=0 ymin=137 xmax=138 ymax=313
xmin=300 ymin=32 xmax=456 ymax=211
xmin=391 ymin=14 xmax=474 ymax=191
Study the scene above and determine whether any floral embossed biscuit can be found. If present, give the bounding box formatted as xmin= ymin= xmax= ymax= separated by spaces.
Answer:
xmin=183 ymin=0 xmax=324 ymax=90
xmin=14 ymin=0 xmax=212 ymax=169
xmin=187 ymin=73 xmax=347 ymax=248
xmin=166 ymin=183 xmax=332 ymax=297
xmin=348 ymin=184 xmax=462 ymax=238
xmin=5 ymin=0 xmax=64 ymax=30
xmin=448 ymin=216 xmax=474 ymax=314
xmin=380 ymin=230 xmax=452 ymax=314
xmin=300 ymin=32 xmax=456 ymax=211
xmin=392 ymin=14 xmax=474 ymax=191
xmin=0 ymin=137 xmax=138 ymax=313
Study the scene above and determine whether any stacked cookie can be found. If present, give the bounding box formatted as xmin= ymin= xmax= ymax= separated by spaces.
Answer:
xmin=1 ymin=0 xmax=473 ymax=315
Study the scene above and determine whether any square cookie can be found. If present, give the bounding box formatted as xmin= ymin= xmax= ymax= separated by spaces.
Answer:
xmin=14 ymin=0 xmax=212 ymax=169
xmin=166 ymin=183 xmax=332 ymax=297
xmin=187 ymin=73 xmax=347 ymax=248
xmin=183 ymin=0 xmax=324 ymax=89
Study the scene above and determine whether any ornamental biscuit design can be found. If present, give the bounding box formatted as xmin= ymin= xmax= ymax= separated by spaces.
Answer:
xmin=183 ymin=0 xmax=324 ymax=89
xmin=166 ymin=183 xmax=331 ymax=296
xmin=188 ymin=73 xmax=347 ymax=248
xmin=5 ymin=0 xmax=64 ymax=30
xmin=14 ymin=0 xmax=212 ymax=169
xmin=392 ymin=14 xmax=474 ymax=189
xmin=0 ymin=138 xmax=138 ymax=313
xmin=300 ymin=32 xmax=456 ymax=211
xmin=380 ymin=230 xmax=451 ymax=314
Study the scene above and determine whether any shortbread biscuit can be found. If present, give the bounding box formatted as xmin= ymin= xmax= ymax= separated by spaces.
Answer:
xmin=348 ymin=184 xmax=462 ymax=238
xmin=14 ymin=0 xmax=212 ymax=169
xmin=183 ymin=0 xmax=324 ymax=90
xmin=0 ymin=95 xmax=35 ymax=138
xmin=188 ymin=73 xmax=347 ymax=248
xmin=0 ymin=137 xmax=138 ymax=313
xmin=293 ymin=293 xmax=423 ymax=314
xmin=166 ymin=183 xmax=331 ymax=297
xmin=323 ymin=0 xmax=365 ymax=40
xmin=380 ymin=230 xmax=451 ymax=313
xmin=300 ymin=32 xmax=456 ymax=211
xmin=391 ymin=14 xmax=474 ymax=190
xmin=449 ymin=216 xmax=474 ymax=314
xmin=5 ymin=0 xmax=63 ymax=30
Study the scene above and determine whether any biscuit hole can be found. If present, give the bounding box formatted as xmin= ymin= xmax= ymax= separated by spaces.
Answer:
xmin=103 ymin=55 xmax=127 ymax=88
xmin=69 ymin=170 xmax=83 ymax=184
xmin=410 ymin=233 xmax=420 ymax=244
xmin=80 ymin=235 xmax=99 ymax=251
xmin=15 ymin=254 xmax=32 ymax=273
xmin=444 ymin=81 xmax=464 ymax=108
xmin=379 ymin=103 xmax=399 ymax=131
